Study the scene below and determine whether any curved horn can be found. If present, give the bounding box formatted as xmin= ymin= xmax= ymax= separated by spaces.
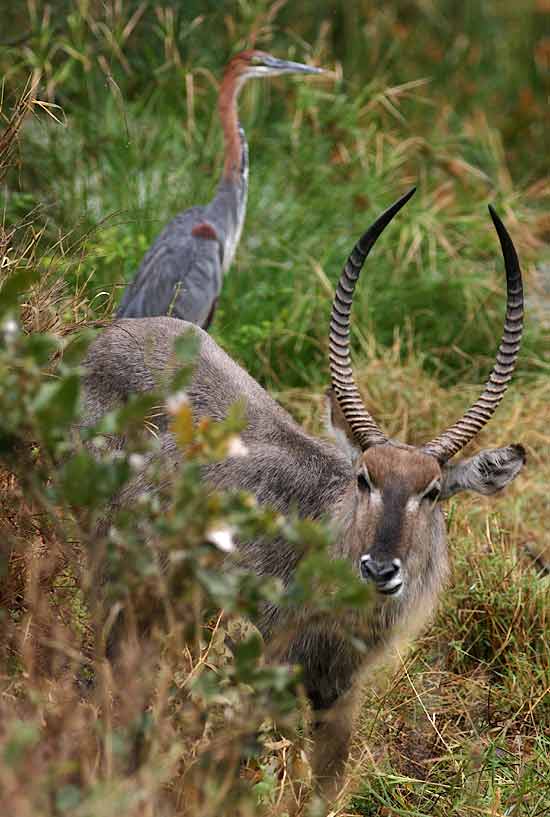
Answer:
xmin=422 ymin=206 xmax=524 ymax=463
xmin=329 ymin=188 xmax=416 ymax=450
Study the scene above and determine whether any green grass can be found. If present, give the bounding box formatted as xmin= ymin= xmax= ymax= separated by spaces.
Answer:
xmin=1 ymin=2 xmax=549 ymax=816
xmin=349 ymin=519 xmax=550 ymax=817
xmin=3 ymin=0 xmax=548 ymax=390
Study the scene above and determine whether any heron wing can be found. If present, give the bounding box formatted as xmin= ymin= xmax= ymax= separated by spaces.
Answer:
xmin=117 ymin=210 xmax=224 ymax=328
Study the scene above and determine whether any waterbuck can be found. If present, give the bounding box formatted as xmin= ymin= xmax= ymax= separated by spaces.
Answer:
xmin=80 ymin=189 xmax=525 ymax=795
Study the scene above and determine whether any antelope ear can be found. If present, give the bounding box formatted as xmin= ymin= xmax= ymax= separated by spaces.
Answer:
xmin=324 ymin=388 xmax=361 ymax=464
xmin=440 ymin=444 xmax=526 ymax=499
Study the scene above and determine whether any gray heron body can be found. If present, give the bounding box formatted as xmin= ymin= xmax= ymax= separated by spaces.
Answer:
xmin=116 ymin=50 xmax=323 ymax=328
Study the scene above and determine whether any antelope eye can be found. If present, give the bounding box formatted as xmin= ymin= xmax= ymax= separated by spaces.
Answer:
xmin=357 ymin=471 xmax=371 ymax=492
xmin=424 ymin=485 xmax=441 ymax=503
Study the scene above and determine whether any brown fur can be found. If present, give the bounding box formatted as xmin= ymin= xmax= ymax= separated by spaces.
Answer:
xmin=79 ymin=318 xmax=525 ymax=798
xmin=362 ymin=446 xmax=440 ymax=492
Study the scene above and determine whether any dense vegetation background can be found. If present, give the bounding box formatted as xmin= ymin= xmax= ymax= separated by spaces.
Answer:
xmin=0 ymin=2 xmax=548 ymax=815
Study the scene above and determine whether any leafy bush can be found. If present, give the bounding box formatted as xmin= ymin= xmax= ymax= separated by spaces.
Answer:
xmin=1 ymin=4 xmax=548 ymax=816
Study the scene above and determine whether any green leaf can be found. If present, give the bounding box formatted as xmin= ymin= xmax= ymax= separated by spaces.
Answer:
xmin=173 ymin=329 xmax=200 ymax=364
xmin=56 ymin=785 xmax=82 ymax=812
xmin=60 ymin=450 xmax=130 ymax=507
xmin=171 ymin=330 xmax=200 ymax=390
xmin=3 ymin=721 xmax=40 ymax=766
xmin=21 ymin=332 xmax=60 ymax=365
xmin=33 ymin=373 xmax=81 ymax=434
xmin=0 ymin=267 xmax=41 ymax=316
xmin=196 ymin=567 xmax=240 ymax=608
xmin=112 ymin=392 xmax=159 ymax=432
xmin=287 ymin=553 xmax=374 ymax=611
xmin=61 ymin=329 xmax=96 ymax=366
xmin=233 ymin=633 xmax=264 ymax=678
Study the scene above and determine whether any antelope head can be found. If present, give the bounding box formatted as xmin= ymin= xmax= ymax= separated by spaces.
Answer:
xmin=327 ymin=189 xmax=525 ymax=599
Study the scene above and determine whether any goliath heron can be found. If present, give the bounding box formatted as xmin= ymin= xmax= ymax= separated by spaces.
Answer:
xmin=116 ymin=50 xmax=323 ymax=328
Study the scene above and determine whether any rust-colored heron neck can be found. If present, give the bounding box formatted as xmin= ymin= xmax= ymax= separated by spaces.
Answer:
xmin=217 ymin=50 xmax=323 ymax=183
xmin=218 ymin=60 xmax=248 ymax=183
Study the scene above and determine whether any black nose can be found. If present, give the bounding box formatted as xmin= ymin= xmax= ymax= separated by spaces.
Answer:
xmin=360 ymin=555 xmax=403 ymax=595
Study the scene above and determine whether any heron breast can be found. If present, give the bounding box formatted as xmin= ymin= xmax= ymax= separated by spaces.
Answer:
xmin=191 ymin=222 xmax=219 ymax=241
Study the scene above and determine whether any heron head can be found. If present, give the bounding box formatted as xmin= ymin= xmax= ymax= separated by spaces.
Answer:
xmin=229 ymin=49 xmax=324 ymax=82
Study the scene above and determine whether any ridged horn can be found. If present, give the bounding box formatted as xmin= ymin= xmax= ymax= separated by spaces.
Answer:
xmin=329 ymin=188 xmax=416 ymax=450
xmin=422 ymin=206 xmax=524 ymax=463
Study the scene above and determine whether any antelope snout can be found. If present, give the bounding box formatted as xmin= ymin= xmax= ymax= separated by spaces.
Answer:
xmin=360 ymin=554 xmax=403 ymax=596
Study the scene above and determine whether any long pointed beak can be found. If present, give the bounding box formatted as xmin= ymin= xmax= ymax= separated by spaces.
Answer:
xmin=260 ymin=56 xmax=324 ymax=76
